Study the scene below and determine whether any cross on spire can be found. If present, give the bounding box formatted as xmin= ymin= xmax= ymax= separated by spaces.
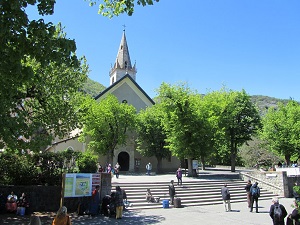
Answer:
xmin=122 ymin=24 xmax=126 ymax=31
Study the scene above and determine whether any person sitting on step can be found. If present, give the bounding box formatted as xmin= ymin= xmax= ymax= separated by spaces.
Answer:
xmin=146 ymin=189 xmax=160 ymax=203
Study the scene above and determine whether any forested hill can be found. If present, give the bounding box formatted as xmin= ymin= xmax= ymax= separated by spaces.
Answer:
xmin=82 ymin=78 xmax=106 ymax=98
xmin=82 ymin=78 xmax=291 ymax=113
xmin=251 ymin=95 xmax=290 ymax=114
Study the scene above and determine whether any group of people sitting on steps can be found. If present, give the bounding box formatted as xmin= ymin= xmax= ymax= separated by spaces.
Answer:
xmin=0 ymin=191 xmax=30 ymax=215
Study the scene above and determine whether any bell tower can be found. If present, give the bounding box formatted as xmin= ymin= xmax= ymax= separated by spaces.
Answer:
xmin=109 ymin=29 xmax=137 ymax=85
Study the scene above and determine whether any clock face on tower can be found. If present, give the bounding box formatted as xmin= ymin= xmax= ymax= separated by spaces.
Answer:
xmin=122 ymin=99 xmax=128 ymax=104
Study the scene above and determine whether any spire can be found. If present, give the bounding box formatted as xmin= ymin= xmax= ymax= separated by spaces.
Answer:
xmin=109 ymin=29 xmax=137 ymax=85
xmin=115 ymin=30 xmax=132 ymax=70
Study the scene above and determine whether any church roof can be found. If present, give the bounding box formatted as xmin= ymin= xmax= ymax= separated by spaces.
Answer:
xmin=94 ymin=73 xmax=155 ymax=105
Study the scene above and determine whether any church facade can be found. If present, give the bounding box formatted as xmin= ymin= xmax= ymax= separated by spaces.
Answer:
xmin=49 ymin=31 xmax=180 ymax=173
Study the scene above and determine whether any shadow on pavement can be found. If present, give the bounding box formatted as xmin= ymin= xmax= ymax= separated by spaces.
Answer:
xmin=0 ymin=210 xmax=166 ymax=225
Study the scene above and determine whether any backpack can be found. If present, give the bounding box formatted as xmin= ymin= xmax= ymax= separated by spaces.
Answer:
xmin=251 ymin=187 xmax=258 ymax=197
xmin=274 ymin=205 xmax=282 ymax=220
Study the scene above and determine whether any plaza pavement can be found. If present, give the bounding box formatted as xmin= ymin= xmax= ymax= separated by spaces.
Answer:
xmin=0 ymin=169 xmax=296 ymax=225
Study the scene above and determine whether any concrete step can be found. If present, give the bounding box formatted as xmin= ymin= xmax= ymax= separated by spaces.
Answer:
xmin=112 ymin=178 xmax=278 ymax=210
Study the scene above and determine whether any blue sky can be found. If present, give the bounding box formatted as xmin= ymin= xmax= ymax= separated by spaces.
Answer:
xmin=27 ymin=1 xmax=300 ymax=100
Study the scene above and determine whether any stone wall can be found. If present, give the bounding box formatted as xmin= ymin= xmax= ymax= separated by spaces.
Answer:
xmin=0 ymin=185 xmax=91 ymax=213
xmin=240 ymin=170 xmax=300 ymax=198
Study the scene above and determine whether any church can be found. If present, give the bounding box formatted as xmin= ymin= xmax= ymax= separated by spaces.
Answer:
xmin=49 ymin=31 xmax=180 ymax=173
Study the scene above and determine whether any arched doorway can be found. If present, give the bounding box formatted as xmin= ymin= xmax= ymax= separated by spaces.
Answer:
xmin=118 ymin=152 xmax=129 ymax=171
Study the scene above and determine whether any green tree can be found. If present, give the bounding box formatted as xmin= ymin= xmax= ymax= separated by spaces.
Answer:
xmin=78 ymin=94 xmax=136 ymax=163
xmin=77 ymin=151 xmax=98 ymax=173
xmin=0 ymin=150 xmax=38 ymax=185
xmin=239 ymin=136 xmax=281 ymax=169
xmin=88 ymin=0 xmax=160 ymax=17
xmin=205 ymin=89 xmax=261 ymax=172
xmin=157 ymin=83 xmax=214 ymax=176
xmin=260 ymin=100 xmax=300 ymax=165
xmin=0 ymin=1 xmax=88 ymax=151
xmin=136 ymin=104 xmax=171 ymax=174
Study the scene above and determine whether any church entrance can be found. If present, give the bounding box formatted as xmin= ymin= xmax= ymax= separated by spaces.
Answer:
xmin=118 ymin=152 xmax=129 ymax=171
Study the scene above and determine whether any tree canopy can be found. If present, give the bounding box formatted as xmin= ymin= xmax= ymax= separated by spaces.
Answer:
xmin=87 ymin=0 xmax=160 ymax=17
xmin=0 ymin=1 xmax=88 ymax=151
xmin=260 ymin=100 xmax=300 ymax=165
xmin=204 ymin=89 xmax=261 ymax=172
xmin=78 ymin=94 xmax=136 ymax=163
xmin=157 ymin=83 xmax=216 ymax=176
xmin=136 ymin=104 xmax=170 ymax=173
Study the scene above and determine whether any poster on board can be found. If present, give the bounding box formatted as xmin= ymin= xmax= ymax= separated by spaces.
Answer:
xmin=64 ymin=173 xmax=93 ymax=197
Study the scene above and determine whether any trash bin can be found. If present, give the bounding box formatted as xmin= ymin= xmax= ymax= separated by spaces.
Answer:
xmin=174 ymin=198 xmax=181 ymax=208
xmin=162 ymin=199 xmax=169 ymax=208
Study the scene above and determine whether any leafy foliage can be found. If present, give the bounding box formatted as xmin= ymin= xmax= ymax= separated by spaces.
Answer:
xmin=0 ymin=1 xmax=88 ymax=151
xmin=260 ymin=100 xmax=300 ymax=165
xmin=87 ymin=0 xmax=160 ymax=18
xmin=77 ymin=151 xmax=98 ymax=173
xmin=136 ymin=104 xmax=171 ymax=173
xmin=0 ymin=151 xmax=38 ymax=185
xmin=0 ymin=149 xmax=98 ymax=185
xmin=157 ymin=83 xmax=216 ymax=175
xmin=239 ymin=136 xmax=281 ymax=168
xmin=78 ymin=94 xmax=136 ymax=163
xmin=200 ymin=89 xmax=261 ymax=172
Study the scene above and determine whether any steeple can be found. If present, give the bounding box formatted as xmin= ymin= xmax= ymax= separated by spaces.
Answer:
xmin=109 ymin=30 xmax=137 ymax=85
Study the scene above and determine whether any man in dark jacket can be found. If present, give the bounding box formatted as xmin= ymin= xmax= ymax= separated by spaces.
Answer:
xmin=250 ymin=182 xmax=260 ymax=213
xmin=290 ymin=200 xmax=300 ymax=225
xmin=221 ymin=183 xmax=231 ymax=212
xmin=269 ymin=197 xmax=287 ymax=225
xmin=169 ymin=180 xmax=176 ymax=205
xmin=115 ymin=186 xmax=124 ymax=219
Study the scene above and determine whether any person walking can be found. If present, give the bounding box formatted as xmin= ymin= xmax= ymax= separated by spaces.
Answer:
xmin=250 ymin=181 xmax=260 ymax=213
xmin=146 ymin=162 xmax=152 ymax=175
xmin=176 ymin=167 xmax=183 ymax=186
xmin=269 ymin=197 xmax=287 ymax=225
xmin=114 ymin=162 xmax=121 ymax=179
xmin=289 ymin=200 xmax=300 ymax=225
xmin=245 ymin=180 xmax=252 ymax=208
xmin=168 ymin=180 xmax=176 ymax=205
xmin=115 ymin=186 xmax=124 ymax=219
xmin=221 ymin=183 xmax=231 ymax=212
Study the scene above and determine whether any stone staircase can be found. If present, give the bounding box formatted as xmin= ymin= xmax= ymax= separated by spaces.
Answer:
xmin=112 ymin=178 xmax=277 ymax=210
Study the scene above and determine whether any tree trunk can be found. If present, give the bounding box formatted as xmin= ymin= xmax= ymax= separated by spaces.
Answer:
xmin=201 ymin=155 xmax=205 ymax=170
xmin=107 ymin=150 xmax=114 ymax=165
xmin=156 ymin=156 xmax=163 ymax=174
xmin=180 ymin=158 xmax=185 ymax=168
xmin=230 ymin=141 xmax=236 ymax=172
xmin=187 ymin=158 xmax=193 ymax=176
xmin=285 ymin=154 xmax=291 ymax=166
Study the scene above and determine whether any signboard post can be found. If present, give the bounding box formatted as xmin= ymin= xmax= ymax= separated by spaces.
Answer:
xmin=60 ymin=173 xmax=66 ymax=208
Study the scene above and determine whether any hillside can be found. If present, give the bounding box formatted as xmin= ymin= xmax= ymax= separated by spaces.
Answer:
xmin=82 ymin=79 xmax=291 ymax=112
xmin=82 ymin=78 xmax=106 ymax=98
xmin=250 ymin=95 xmax=290 ymax=115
